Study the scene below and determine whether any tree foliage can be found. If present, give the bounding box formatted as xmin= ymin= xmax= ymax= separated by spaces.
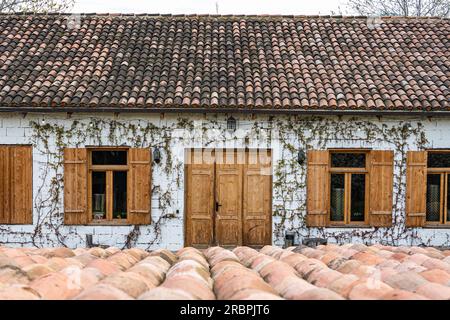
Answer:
xmin=0 ymin=0 xmax=74 ymax=13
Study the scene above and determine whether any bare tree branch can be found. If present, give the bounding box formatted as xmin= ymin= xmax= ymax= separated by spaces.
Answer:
xmin=346 ymin=0 xmax=450 ymax=17
xmin=0 ymin=0 xmax=74 ymax=13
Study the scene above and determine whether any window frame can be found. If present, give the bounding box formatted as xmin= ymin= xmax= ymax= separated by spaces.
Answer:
xmin=425 ymin=150 xmax=450 ymax=226
xmin=328 ymin=149 xmax=370 ymax=226
xmin=87 ymin=147 xmax=130 ymax=225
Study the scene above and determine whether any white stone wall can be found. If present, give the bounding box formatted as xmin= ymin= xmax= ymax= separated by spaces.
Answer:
xmin=0 ymin=112 xmax=449 ymax=249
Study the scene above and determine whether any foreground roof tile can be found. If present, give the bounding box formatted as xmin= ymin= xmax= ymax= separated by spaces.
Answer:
xmin=0 ymin=244 xmax=450 ymax=300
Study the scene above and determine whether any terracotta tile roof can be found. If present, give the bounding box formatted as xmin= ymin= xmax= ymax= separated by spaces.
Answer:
xmin=0 ymin=14 xmax=448 ymax=112
xmin=1 ymin=244 xmax=450 ymax=299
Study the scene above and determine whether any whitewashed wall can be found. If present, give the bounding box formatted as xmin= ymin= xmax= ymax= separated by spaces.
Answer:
xmin=0 ymin=112 xmax=449 ymax=249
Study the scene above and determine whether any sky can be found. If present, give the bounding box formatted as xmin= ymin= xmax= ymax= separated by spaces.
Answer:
xmin=72 ymin=0 xmax=349 ymax=15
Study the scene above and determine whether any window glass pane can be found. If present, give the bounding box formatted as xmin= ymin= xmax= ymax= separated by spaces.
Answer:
xmin=113 ymin=171 xmax=127 ymax=219
xmin=426 ymin=174 xmax=441 ymax=222
xmin=331 ymin=153 xmax=366 ymax=168
xmin=92 ymin=172 xmax=106 ymax=220
xmin=330 ymin=174 xmax=345 ymax=222
xmin=427 ymin=152 xmax=450 ymax=168
xmin=351 ymin=174 xmax=366 ymax=222
xmin=92 ymin=151 xmax=127 ymax=165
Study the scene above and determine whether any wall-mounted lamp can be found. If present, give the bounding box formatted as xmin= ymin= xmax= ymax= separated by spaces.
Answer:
xmin=227 ymin=116 xmax=237 ymax=132
xmin=297 ymin=149 xmax=306 ymax=165
xmin=153 ymin=147 xmax=161 ymax=164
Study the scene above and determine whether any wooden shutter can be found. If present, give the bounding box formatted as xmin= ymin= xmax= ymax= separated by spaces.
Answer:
xmin=64 ymin=148 xmax=88 ymax=225
xmin=185 ymin=149 xmax=214 ymax=247
xmin=369 ymin=150 xmax=394 ymax=227
xmin=9 ymin=146 xmax=33 ymax=224
xmin=243 ymin=149 xmax=272 ymax=246
xmin=306 ymin=150 xmax=329 ymax=227
xmin=405 ymin=151 xmax=427 ymax=227
xmin=128 ymin=148 xmax=151 ymax=225
xmin=0 ymin=146 xmax=9 ymax=224
xmin=0 ymin=146 xmax=32 ymax=224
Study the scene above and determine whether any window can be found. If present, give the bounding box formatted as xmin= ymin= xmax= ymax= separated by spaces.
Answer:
xmin=329 ymin=151 xmax=368 ymax=225
xmin=0 ymin=145 xmax=32 ymax=224
xmin=426 ymin=151 xmax=450 ymax=225
xmin=90 ymin=149 xmax=128 ymax=222
xmin=64 ymin=147 xmax=151 ymax=225
xmin=306 ymin=149 xmax=393 ymax=228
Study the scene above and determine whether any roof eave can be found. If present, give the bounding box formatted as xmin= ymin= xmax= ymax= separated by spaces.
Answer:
xmin=0 ymin=107 xmax=449 ymax=117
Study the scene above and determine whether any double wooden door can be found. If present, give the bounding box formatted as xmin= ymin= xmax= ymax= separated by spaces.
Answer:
xmin=185 ymin=149 xmax=272 ymax=247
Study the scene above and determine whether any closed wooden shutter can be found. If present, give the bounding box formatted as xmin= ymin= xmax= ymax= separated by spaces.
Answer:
xmin=128 ymin=148 xmax=151 ymax=225
xmin=0 ymin=146 xmax=32 ymax=224
xmin=9 ymin=146 xmax=33 ymax=224
xmin=0 ymin=146 xmax=9 ymax=224
xmin=369 ymin=150 xmax=394 ymax=227
xmin=405 ymin=151 xmax=427 ymax=227
xmin=64 ymin=148 xmax=88 ymax=225
xmin=306 ymin=150 xmax=329 ymax=227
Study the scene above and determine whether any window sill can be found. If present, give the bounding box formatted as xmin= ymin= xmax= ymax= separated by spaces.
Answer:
xmin=88 ymin=220 xmax=131 ymax=226
xmin=326 ymin=224 xmax=373 ymax=229
xmin=423 ymin=225 xmax=450 ymax=229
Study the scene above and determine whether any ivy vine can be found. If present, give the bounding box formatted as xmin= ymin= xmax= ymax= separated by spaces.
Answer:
xmin=0 ymin=113 xmax=444 ymax=248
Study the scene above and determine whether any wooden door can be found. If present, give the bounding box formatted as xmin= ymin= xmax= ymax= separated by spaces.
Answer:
xmin=243 ymin=149 xmax=272 ymax=245
xmin=185 ymin=149 xmax=215 ymax=247
xmin=215 ymin=150 xmax=243 ymax=246
xmin=185 ymin=149 xmax=272 ymax=247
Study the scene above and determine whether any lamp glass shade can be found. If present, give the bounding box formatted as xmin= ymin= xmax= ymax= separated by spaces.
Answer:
xmin=297 ymin=150 xmax=306 ymax=164
xmin=153 ymin=147 xmax=161 ymax=163
xmin=227 ymin=116 xmax=236 ymax=131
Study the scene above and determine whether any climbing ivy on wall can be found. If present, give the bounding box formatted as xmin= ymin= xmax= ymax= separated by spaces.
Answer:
xmin=4 ymin=116 xmax=193 ymax=249
xmin=270 ymin=116 xmax=431 ymax=246
xmin=0 ymin=113 xmax=444 ymax=248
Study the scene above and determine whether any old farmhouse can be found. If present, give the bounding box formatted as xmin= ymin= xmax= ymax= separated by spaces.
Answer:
xmin=0 ymin=14 xmax=449 ymax=249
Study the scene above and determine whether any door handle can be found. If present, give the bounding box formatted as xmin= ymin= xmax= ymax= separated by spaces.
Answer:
xmin=215 ymin=201 xmax=222 ymax=212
